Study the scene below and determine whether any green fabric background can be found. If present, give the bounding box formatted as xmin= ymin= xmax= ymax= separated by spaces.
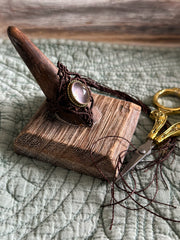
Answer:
xmin=0 ymin=38 xmax=179 ymax=240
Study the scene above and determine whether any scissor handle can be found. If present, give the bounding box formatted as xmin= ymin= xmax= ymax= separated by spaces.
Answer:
xmin=155 ymin=122 xmax=180 ymax=143
xmin=153 ymin=88 xmax=180 ymax=114
xmin=148 ymin=110 xmax=168 ymax=140
xmin=148 ymin=88 xmax=180 ymax=141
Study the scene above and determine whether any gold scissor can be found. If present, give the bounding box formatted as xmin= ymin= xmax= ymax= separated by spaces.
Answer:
xmin=117 ymin=88 xmax=180 ymax=181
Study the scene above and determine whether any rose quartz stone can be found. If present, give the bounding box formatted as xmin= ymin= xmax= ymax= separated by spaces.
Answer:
xmin=71 ymin=81 xmax=89 ymax=105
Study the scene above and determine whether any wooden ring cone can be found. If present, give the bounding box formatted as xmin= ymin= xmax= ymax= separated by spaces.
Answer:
xmin=7 ymin=26 xmax=96 ymax=125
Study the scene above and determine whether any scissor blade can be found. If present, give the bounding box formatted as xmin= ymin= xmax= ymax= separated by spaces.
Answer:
xmin=116 ymin=139 xmax=155 ymax=182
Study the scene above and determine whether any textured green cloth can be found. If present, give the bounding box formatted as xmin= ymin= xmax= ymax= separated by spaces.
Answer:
xmin=0 ymin=39 xmax=179 ymax=240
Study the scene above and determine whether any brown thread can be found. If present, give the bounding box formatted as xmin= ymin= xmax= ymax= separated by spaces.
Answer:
xmin=53 ymin=62 xmax=179 ymax=229
xmin=91 ymin=136 xmax=179 ymax=229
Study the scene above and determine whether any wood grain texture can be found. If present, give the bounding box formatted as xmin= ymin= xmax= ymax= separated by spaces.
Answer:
xmin=14 ymin=93 xmax=141 ymax=180
xmin=1 ymin=0 xmax=180 ymax=44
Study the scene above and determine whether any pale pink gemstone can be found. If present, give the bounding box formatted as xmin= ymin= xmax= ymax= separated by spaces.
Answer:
xmin=71 ymin=81 xmax=89 ymax=105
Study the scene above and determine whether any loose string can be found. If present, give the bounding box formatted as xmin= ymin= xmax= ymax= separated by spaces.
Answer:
xmin=90 ymin=135 xmax=179 ymax=229
xmin=55 ymin=62 xmax=179 ymax=228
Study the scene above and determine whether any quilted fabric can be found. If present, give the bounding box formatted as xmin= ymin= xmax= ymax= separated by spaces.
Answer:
xmin=0 ymin=38 xmax=179 ymax=240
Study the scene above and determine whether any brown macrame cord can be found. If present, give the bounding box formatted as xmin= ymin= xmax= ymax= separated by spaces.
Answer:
xmin=50 ymin=62 xmax=179 ymax=229
xmin=47 ymin=61 xmax=94 ymax=126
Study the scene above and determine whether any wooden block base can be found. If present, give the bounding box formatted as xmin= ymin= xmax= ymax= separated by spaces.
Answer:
xmin=14 ymin=93 xmax=141 ymax=180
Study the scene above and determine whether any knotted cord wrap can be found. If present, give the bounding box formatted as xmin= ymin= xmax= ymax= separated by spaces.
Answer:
xmin=47 ymin=61 xmax=94 ymax=126
xmin=48 ymin=61 xmax=179 ymax=228
xmin=47 ymin=61 xmax=152 ymax=126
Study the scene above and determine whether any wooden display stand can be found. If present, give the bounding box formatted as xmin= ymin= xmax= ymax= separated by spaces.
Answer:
xmin=8 ymin=26 xmax=141 ymax=180
xmin=14 ymin=95 xmax=140 ymax=180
